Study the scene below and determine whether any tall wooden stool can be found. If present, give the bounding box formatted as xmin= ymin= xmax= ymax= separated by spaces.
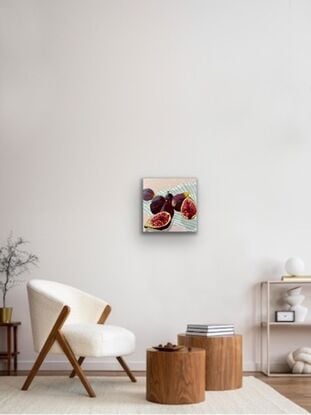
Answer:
xmin=178 ymin=334 xmax=242 ymax=391
xmin=0 ymin=322 xmax=21 ymax=375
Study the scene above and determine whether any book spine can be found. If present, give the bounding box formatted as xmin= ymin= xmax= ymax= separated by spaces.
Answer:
xmin=185 ymin=331 xmax=235 ymax=337
xmin=187 ymin=324 xmax=234 ymax=329
xmin=186 ymin=328 xmax=235 ymax=333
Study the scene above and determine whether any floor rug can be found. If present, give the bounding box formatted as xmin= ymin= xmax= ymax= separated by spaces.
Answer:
xmin=0 ymin=376 xmax=307 ymax=414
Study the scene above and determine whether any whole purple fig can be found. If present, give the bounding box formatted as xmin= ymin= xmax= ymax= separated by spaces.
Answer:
xmin=143 ymin=188 xmax=155 ymax=201
xmin=161 ymin=193 xmax=174 ymax=218
xmin=150 ymin=195 xmax=165 ymax=214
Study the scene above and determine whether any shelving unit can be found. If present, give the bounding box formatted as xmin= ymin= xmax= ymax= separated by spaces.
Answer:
xmin=261 ymin=280 xmax=311 ymax=377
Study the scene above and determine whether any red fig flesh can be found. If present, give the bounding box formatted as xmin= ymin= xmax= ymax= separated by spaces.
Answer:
xmin=181 ymin=197 xmax=197 ymax=219
xmin=144 ymin=211 xmax=172 ymax=230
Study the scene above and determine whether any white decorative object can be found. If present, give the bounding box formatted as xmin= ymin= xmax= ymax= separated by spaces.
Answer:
xmin=287 ymin=286 xmax=302 ymax=296
xmin=287 ymin=347 xmax=311 ymax=373
xmin=284 ymin=286 xmax=308 ymax=322
xmin=285 ymin=257 xmax=305 ymax=276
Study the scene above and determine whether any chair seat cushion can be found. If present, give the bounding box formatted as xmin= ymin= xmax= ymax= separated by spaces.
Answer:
xmin=58 ymin=324 xmax=135 ymax=357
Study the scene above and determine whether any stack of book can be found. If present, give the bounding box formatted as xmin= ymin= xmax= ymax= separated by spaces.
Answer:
xmin=281 ymin=275 xmax=311 ymax=282
xmin=186 ymin=323 xmax=235 ymax=337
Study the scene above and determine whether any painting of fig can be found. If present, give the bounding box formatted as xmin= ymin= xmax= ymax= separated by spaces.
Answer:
xmin=144 ymin=211 xmax=172 ymax=231
xmin=143 ymin=188 xmax=155 ymax=201
xmin=172 ymin=192 xmax=189 ymax=211
xmin=181 ymin=197 xmax=197 ymax=219
xmin=150 ymin=195 xmax=165 ymax=214
xmin=142 ymin=178 xmax=198 ymax=232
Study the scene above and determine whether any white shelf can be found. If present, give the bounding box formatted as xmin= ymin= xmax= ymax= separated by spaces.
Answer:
xmin=261 ymin=322 xmax=311 ymax=327
xmin=261 ymin=280 xmax=311 ymax=285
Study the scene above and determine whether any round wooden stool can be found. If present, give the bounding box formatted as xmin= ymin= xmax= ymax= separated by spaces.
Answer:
xmin=146 ymin=347 xmax=205 ymax=404
xmin=178 ymin=334 xmax=242 ymax=391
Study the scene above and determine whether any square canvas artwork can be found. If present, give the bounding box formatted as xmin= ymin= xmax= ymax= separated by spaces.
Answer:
xmin=142 ymin=178 xmax=198 ymax=232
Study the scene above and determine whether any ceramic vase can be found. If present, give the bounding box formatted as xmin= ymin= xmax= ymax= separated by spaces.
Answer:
xmin=284 ymin=287 xmax=308 ymax=322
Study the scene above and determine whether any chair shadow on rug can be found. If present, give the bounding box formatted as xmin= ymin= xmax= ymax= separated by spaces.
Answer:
xmin=21 ymin=279 xmax=136 ymax=397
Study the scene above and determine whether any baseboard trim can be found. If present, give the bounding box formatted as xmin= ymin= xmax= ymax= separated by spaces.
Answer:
xmin=13 ymin=360 xmax=262 ymax=372
xmin=16 ymin=360 xmax=146 ymax=371
xmin=6 ymin=358 xmax=290 ymax=374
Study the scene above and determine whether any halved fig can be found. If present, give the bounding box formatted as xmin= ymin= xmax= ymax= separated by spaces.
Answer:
xmin=172 ymin=192 xmax=189 ymax=211
xmin=144 ymin=211 xmax=172 ymax=230
xmin=181 ymin=197 xmax=197 ymax=219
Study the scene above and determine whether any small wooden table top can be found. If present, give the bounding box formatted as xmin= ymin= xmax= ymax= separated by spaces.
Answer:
xmin=0 ymin=321 xmax=21 ymax=326
xmin=147 ymin=346 xmax=204 ymax=354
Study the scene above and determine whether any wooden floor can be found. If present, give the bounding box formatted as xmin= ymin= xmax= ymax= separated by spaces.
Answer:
xmin=1 ymin=370 xmax=310 ymax=412
xmin=252 ymin=372 xmax=311 ymax=412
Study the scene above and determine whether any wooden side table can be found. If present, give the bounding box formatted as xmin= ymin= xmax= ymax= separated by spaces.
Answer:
xmin=146 ymin=347 xmax=205 ymax=404
xmin=178 ymin=333 xmax=242 ymax=391
xmin=0 ymin=322 xmax=21 ymax=375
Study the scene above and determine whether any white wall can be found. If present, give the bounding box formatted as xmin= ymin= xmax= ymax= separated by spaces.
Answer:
xmin=1 ymin=0 xmax=311 ymax=372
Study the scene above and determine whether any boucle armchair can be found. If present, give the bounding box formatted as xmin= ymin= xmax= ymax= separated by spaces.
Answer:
xmin=22 ymin=279 xmax=136 ymax=397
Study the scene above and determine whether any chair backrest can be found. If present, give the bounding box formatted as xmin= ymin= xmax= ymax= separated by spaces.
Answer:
xmin=27 ymin=279 xmax=108 ymax=353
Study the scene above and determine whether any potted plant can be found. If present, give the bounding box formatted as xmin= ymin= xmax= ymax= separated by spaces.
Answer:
xmin=0 ymin=236 xmax=38 ymax=322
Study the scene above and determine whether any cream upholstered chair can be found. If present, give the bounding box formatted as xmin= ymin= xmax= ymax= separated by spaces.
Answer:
xmin=22 ymin=279 xmax=136 ymax=397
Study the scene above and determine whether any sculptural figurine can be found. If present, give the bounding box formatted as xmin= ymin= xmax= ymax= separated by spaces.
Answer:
xmin=287 ymin=347 xmax=311 ymax=373
xmin=284 ymin=286 xmax=308 ymax=322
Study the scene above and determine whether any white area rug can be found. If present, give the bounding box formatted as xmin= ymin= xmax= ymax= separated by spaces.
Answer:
xmin=0 ymin=376 xmax=307 ymax=414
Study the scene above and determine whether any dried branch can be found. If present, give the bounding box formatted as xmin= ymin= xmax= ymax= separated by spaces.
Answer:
xmin=0 ymin=235 xmax=39 ymax=307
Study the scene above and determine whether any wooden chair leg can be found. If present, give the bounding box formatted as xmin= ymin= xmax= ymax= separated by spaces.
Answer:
xmin=22 ymin=306 xmax=70 ymax=391
xmin=116 ymin=356 xmax=137 ymax=382
xmin=56 ymin=332 xmax=96 ymax=398
xmin=69 ymin=356 xmax=85 ymax=378
xmin=22 ymin=339 xmax=52 ymax=391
